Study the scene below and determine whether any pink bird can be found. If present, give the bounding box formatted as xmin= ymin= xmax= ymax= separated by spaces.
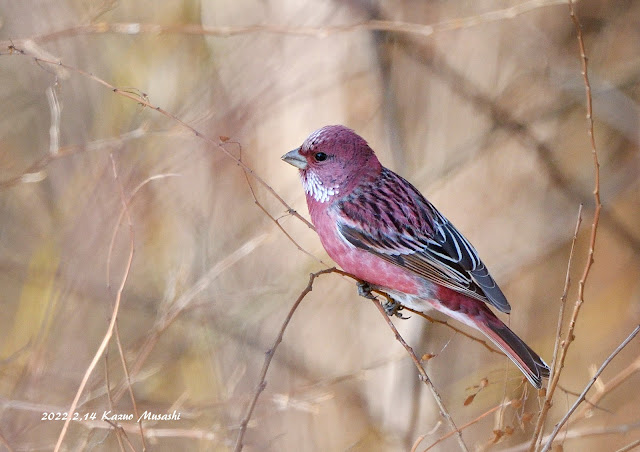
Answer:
xmin=282 ymin=125 xmax=549 ymax=388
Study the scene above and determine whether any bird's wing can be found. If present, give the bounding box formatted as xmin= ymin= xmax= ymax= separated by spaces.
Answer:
xmin=336 ymin=168 xmax=511 ymax=313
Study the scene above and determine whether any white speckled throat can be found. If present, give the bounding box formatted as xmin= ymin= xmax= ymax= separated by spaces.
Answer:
xmin=302 ymin=171 xmax=340 ymax=203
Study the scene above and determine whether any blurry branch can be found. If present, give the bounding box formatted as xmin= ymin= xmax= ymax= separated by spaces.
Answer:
xmin=540 ymin=325 xmax=640 ymax=452
xmin=616 ymin=438 xmax=640 ymax=452
xmin=0 ymin=431 xmax=16 ymax=452
xmin=2 ymin=43 xmax=314 ymax=232
xmin=532 ymin=2 xmax=603 ymax=450
xmin=105 ymin=172 xmax=181 ymax=450
xmin=234 ymin=268 xmax=468 ymax=452
xmin=54 ymin=155 xmax=135 ymax=452
xmin=416 ymin=399 xmax=514 ymax=451
xmin=104 ymin=354 xmax=127 ymax=450
xmin=392 ymin=18 xmax=640 ymax=255
xmin=107 ymin=173 xmax=181 ymax=286
xmin=0 ymin=126 xmax=147 ymax=190
xmin=532 ymin=205 xmax=582 ymax=444
xmin=503 ymin=420 xmax=640 ymax=452
xmin=46 ymin=84 xmax=61 ymax=156
xmin=112 ymin=233 xmax=268 ymax=403
xmin=27 ymin=0 xmax=572 ymax=43
xmin=574 ymin=352 xmax=640 ymax=419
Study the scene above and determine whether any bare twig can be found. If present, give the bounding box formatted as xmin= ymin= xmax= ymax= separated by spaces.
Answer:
xmin=233 ymin=268 xmax=337 ymax=452
xmin=53 ymin=154 xmax=135 ymax=451
xmin=0 ymin=126 xmax=147 ymax=190
xmin=615 ymin=438 xmax=640 ymax=452
xmin=0 ymin=430 xmax=16 ymax=452
xmin=574 ymin=353 xmax=640 ymax=419
xmin=420 ymin=400 xmax=514 ymax=451
xmin=45 ymin=84 xmax=61 ymax=156
xmin=531 ymin=205 xmax=582 ymax=445
xmin=107 ymin=173 xmax=181 ymax=287
xmin=540 ymin=325 xmax=640 ymax=452
xmin=3 ymin=43 xmax=314 ymax=232
xmin=368 ymin=298 xmax=468 ymax=452
xmin=530 ymin=1 xmax=602 ymax=449
xmin=235 ymin=140 xmax=328 ymax=265
xmin=25 ymin=0 xmax=574 ymax=44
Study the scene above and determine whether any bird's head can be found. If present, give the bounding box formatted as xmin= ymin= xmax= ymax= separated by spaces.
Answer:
xmin=282 ymin=125 xmax=382 ymax=204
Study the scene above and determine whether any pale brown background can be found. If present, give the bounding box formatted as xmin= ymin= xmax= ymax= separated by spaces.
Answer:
xmin=0 ymin=0 xmax=639 ymax=451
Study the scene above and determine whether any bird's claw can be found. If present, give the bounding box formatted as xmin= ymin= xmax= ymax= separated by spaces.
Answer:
xmin=357 ymin=282 xmax=409 ymax=319
xmin=356 ymin=281 xmax=377 ymax=300
xmin=383 ymin=297 xmax=409 ymax=319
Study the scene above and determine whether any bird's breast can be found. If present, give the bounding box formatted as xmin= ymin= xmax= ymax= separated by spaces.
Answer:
xmin=310 ymin=206 xmax=425 ymax=296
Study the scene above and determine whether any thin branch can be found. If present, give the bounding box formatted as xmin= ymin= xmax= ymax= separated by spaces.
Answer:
xmin=0 ymin=430 xmax=16 ymax=452
xmin=45 ymin=84 xmax=61 ymax=156
xmin=574 ymin=353 xmax=640 ymax=419
xmin=540 ymin=325 xmax=640 ymax=452
xmin=112 ymin=232 xmax=269 ymax=403
xmin=421 ymin=400 xmax=514 ymax=451
xmin=531 ymin=1 xmax=602 ymax=449
xmin=107 ymin=173 xmax=181 ymax=287
xmin=531 ymin=205 xmax=582 ymax=445
xmin=0 ymin=126 xmax=147 ymax=190
xmin=53 ymin=154 xmax=135 ymax=451
xmin=233 ymin=268 xmax=337 ymax=452
xmin=368 ymin=298 xmax=468 ymax=452
xmin=615 ymin=438 xmax=640 ymax=452
xmin=26 ymin=0 xmax=574 ymax=44
xmin=3 ymin=43 xmax=314 ymax=232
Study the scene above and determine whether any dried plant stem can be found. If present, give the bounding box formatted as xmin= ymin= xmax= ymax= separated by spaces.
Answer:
xmin=368 ymin=298 xmax=468 ymax=452
xmin=530 ymin=1 xmax=602 ymax=450
xmin=233 ymin=268 xmax=336 ymax=452
xmin=540 ymin=325 xmax=640 ymax=452
xmin=234 ymin=268 xmax=467 ymax=452
xmin=3 ymin=43 xmax=314 ymax=232
xmin=419 ymin=399 xmax=514 ymax=451
xmin=27 ymin=0 xmax=574 ymax=43
xmin=574 ymin=354 xmax=640 ymax=420
xmin=531 ymin=205 xmax=582 ymax=446
xmin=53 ymin=155 xmax=135 ymax=452
xmin=615 ymin=438 xmax=640 ymax=452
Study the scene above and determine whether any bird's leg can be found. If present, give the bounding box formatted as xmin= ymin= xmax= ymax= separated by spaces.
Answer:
xmin=356 ymin=281 xmax=377 ymax=300
xmin=357 ymin=282 xmax=409 ymax=319
xmin=381 ymin=294 xmax=409 ymax=319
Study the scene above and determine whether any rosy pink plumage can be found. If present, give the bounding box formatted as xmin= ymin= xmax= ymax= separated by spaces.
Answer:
xmin=282 ymin=125 xmax=549 ymax=388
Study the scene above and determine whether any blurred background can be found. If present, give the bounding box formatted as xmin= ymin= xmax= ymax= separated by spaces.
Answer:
xmin=0 ymin=0 xmax=639 ymax=450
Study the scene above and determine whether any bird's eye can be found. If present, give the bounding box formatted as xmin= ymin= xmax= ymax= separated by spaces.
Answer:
xmin=314 ymin=152 xmax=328 ymax=162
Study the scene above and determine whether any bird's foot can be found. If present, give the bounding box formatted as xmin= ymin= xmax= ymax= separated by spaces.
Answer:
xmin=382 ymin=296 xmax=409 ymax=319
xmin=356 ymin=281 xmax=377 ymax=300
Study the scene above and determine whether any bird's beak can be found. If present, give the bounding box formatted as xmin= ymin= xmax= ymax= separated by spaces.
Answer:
xmin=281 ymin=147 xmax=307 ymax=170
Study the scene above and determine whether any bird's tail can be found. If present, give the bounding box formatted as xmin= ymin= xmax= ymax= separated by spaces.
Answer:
xmin=474 ymin=316 xmax=550 ymax=389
